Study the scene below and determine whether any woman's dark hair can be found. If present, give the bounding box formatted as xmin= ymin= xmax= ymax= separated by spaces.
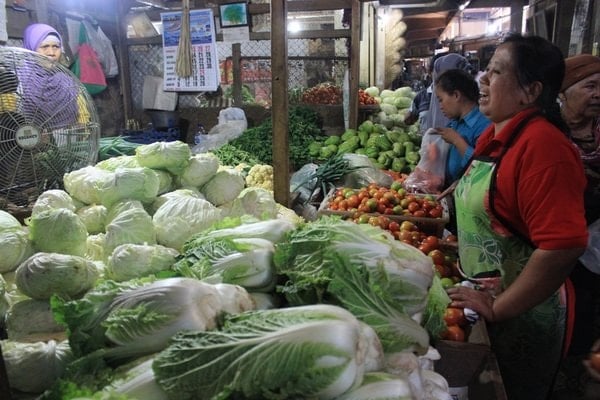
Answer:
xmin=501 ymin=33 xmax=568 ymax=132
xmin=435 ymin=68 xmax=480 ymax=103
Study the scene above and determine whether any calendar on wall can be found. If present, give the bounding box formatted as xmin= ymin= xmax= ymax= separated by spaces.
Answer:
xmin=160 ymin=9 xmax=219 ymax=92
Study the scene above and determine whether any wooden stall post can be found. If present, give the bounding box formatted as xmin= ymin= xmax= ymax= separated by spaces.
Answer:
xmin=232 ymin=43 xmax=243 ymax=107
xmin=271 ymin=0 xmax=290 ymax=207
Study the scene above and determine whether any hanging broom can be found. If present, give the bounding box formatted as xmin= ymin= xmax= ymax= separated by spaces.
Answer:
xmin=175 ymin=0 xmax=193 ymax=77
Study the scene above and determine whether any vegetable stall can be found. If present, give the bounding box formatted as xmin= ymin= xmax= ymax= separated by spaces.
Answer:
xmin=0 ymin=114 xmax=506 ymax=399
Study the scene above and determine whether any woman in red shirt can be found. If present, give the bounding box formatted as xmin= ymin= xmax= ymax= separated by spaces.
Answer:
xmin=446 ymin=34 xmax=588 ymax=400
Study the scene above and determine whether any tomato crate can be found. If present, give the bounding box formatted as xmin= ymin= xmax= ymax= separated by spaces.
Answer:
xmin=317 ymin=189 xmax=450 ymax=237
xmin=434 ymin=319 xmax=508 ymax=399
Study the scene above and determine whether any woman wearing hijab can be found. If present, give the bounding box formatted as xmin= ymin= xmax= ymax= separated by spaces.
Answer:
xmin=420 ymin=53 xmax=475 ymax=134
xmin=23 ymin=23 xmax=64 ymax=63
xmin=19 ymin=23 xmax=88 ymax=129
xmin=555 ymin=54 xmax=600 ymax=396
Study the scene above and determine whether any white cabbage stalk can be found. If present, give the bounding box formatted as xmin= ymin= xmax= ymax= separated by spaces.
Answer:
xmin=109 ymin=358 xmax=168 ymax=400
xmin=194 ymin=218 xmax=296 ymax=244
xmin=153 ymin=304 xmax=382 ymax=400
xmin=15 ymin=252 xmax=99 ymax=300
xmin=213 ymin=283 xmax=256 ymax=314
xmin=31 ymin=189 xmax=76 ymax=215
xmin=106 ymin=243 xmax=179 ymax=282
xmin=1 ymin=339 xmax=74 ymax=394
xmin=335 ymin=372 xmax=414 ymax=400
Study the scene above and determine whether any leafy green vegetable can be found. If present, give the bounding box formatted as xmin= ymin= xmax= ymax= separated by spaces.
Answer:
xmin=152 ymin=304 xmax=382 ymax=400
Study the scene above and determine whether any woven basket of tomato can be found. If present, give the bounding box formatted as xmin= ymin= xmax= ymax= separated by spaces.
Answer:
xmin=317 ymin=183 xmax=450 ymax=237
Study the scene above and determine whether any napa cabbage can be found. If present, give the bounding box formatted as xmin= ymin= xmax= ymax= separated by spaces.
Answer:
xmin=51 ymin=277 xmax=254 ymax=361
xmin=31 ymin=189 xmax=76 ymax=215
xmin=5 ymin=298 xmax=65 ymax=340
xmin=77 ymin=204 xmax=108 ymax=234
xmin=179 ymin=152 xmax=220 ymax=188
xmin=152 ymin=304 xmax=384 ymax=400
xmin=274 ymin=216 xmax=433 ymax=353
xmin=104 ymin=206 xmax=156 ymax=257
xmin=219 ymin=187 xmax=279 ymax=220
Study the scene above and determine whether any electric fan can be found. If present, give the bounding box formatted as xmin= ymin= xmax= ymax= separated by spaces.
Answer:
xmin=0 ymin=46 xmax=100 ymax=211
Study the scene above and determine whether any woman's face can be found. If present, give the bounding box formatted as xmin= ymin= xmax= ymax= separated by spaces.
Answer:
xmin=36 ymin=37 xmax=62 ymax=62
xmin=478 ymin=44 xmax=532 ymax=126
xmin=562 ymin=73 xmax=600 ymax=120
xmin=434 ymin=86 xmax=460 ymax=119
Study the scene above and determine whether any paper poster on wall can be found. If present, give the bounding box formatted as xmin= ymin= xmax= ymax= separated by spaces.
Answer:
xmin=160 ymin=9 xmax=219 ymax=92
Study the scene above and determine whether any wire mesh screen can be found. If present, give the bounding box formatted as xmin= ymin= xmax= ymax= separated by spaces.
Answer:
xmin=128 ymin=37 xmax=349 ymax=109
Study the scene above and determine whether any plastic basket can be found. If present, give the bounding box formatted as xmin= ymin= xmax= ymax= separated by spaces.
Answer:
xmin=317 ymin=188 xmax=450 ymax=237
xmin=121 ymin=128 xmax=180 ymax=144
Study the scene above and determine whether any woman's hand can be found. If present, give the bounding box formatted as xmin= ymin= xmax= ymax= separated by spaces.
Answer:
xmin=583 ymin=339 xmax=600 ymax=381
xmin=434 ymin=127 xmax=462 ymax=146
xmin=446 ymin=285 xmax=497 ymax=322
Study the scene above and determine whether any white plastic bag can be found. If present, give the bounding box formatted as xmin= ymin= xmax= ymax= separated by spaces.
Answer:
xmin=403 ymin=128 xmax=450 ymax=194
xmin=580 ymin=218 xmax=600 ymax=274
xmin=192 ymin=108 xmax=248 ymax=154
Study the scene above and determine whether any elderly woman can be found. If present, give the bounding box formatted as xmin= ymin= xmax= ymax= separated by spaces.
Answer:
xmin=556 ymin=54 xmax=600 ymax=396
xmin=445 ymin=34 xmax=588 ymax=400
xmin=23 ymin=23 xmax=63 ymax=63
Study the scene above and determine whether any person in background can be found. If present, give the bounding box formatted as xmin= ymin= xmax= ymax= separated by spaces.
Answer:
xmin=23 ymin=23 xmax=64 ymax=63
xmin=432 ymin=68 xmax=490 ymax=184
xmin=554 ymin=54 xmax=600 ymax=397
xmin=20 ymin=23 xmax=89 ymax=128
xmin=403 ymin=84 xmax=432 ymax=127
xmin=445 ymin=34 xmax=588 ymax=400
xmin=420 ymin=53 xmax=474 ymax=134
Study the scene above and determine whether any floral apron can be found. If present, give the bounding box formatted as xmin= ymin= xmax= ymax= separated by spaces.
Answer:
xmin=453 ymin=115 xmax=566 ymax=400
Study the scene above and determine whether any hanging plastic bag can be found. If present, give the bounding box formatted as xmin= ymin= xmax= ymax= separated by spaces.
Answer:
xmin=70 ymin=23 xmax=107 ymax=95
xmin=93 ymin=23 xmax=119 ymax=77
xmin=403 ymin=128 xmax=450 ymax=194
xmin=579 ymin=218 xmax=600 ymax=274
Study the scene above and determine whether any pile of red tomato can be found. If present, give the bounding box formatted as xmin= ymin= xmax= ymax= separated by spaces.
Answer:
xmin=358 ymin=89 xmax=378 ymax=105
xmin=301 ymin=83 xmax=342 ymax=105
xmin=326 ymin=182 xmax=445 ymax=218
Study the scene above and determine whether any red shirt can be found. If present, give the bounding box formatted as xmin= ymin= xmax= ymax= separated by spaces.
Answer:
xmin=474 ymin=108 xmax=588 ymax=250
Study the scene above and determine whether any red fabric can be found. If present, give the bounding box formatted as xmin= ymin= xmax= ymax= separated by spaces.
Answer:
xmin=474 ymin=108 xmax=589 ymax=250
xmin=562 ymin=278 xmax=576 ymax=358
xmin=77 ymin=43 xmax=106 ymax=87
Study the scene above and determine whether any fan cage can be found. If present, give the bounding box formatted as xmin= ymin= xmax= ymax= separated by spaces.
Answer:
xmin=0 ymin=46 xmax=100 ymax=212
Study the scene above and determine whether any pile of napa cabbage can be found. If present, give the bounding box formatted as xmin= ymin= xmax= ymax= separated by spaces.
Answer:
xmin=0 ymin=140 xmax=452 ymax=400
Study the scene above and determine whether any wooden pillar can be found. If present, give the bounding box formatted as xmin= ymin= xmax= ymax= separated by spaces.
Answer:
xmin=232 ymin=43 xmax=242 ymax=106
xmin=271 ymin=0 xmax=290 ymax=206
xmin=348 ymin=0 xmax=360 ymax=130
xmin=116 ymin=0 xmax=134 ymax=122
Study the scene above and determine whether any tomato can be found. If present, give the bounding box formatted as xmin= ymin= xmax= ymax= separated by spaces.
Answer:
xmin=418 ymin=242 xmax=435 ymax=254
xmin=392 ymin=205 xmax=403 ymax=215
xmin=428 ymin=249 xmax=446 ymax=266
xmin=444 ymin=307 xmax=467 ymax=327
xmin=443 ymin=324 xmax=466 ymax=342
xmin=400 ymin=221 xmax=417 ymax=232
xmin=346 ymin=194 xmax=360 ymax=209
xmin=423 ymin=235 xmax=439 ymax=249
xmin=434 ymin=264 xmax=451 ymax=278
xmin=407 ymin=201 xmax=421 ymax=213
xmin=390 ymin=181 xmax=403 ymax=191
xmin=445 ymin=234 xmax=458 ymax=243
xmin=412 ymin=210 xmax=426 ymax=218
xmin=357 ymin=214 xmax=370 ymax=224
xmin=590 ymin=352 xmax=600 ymax=373
xmin=388 ymin=221 xmax=400 ymax=233
xmin=428 ymin=207 xmax=443 ymax=218
xmin=366 ymin=198 xmax=378 ymax=212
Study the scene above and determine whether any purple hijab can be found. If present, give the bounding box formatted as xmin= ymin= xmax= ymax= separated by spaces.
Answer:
xmin=20 ymin=24 xmax=78 ymax=129
xmin=23 ymin=23 xmax=62 ymax=52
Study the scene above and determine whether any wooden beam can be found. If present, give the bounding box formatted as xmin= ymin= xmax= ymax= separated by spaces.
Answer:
xmin=271 ymin=0 xmax=290 ymax=207
xmin=116 ymin=0 xmax=134 ymax=122
xmin=348 ymin=0 xmax=361 ymax=130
